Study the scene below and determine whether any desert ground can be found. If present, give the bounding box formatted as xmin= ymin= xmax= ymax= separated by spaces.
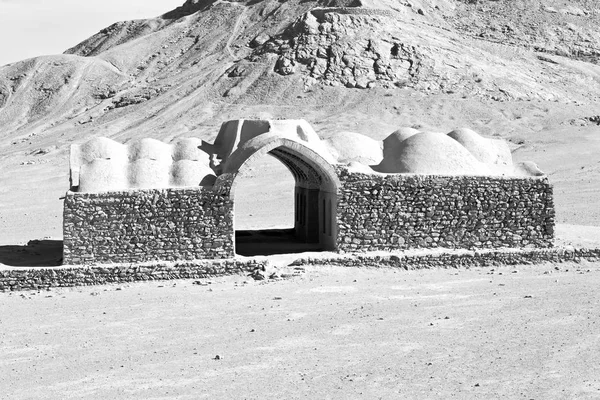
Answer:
xmin=2 ymin=0 xmax=600 ymax=398
xmin=2 ymin=263 xmax=600 ymax=399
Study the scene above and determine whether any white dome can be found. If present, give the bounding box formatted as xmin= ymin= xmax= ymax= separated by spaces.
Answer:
xmin=377 ymin=132 xmax=487 ymax=175
xmin=323 ymin=131 xmax=383 ymax=164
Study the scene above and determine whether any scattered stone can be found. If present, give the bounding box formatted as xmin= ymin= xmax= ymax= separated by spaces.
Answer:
xmin=29 ymin=146 xmax=56 ymax=156
xmin=249 ymin=270 xmax=265 ymax=281
xmin=227 ymin=65 xmax=246 ymax=78
xmin=275 ymin=57 xmax=295 ymax=75
xmin=250 ymin=33 xmax=270 ymax=48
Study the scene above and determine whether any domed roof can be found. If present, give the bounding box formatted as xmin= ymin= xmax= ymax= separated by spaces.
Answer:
xmin=128 ymin=138 xmax=172 ymax=162
xmin=79 ymin=159 xmax=127 ymax=193
xmin=377 ymin=132 xmax=487 ymax=175
xmin=79 ymin=137 xmax=127 ymax=164
xmin=172 ymin=138 xmax=210 ymax=163
xmin=323 ymin=131 xmax=383 ymax=165
xmin=447 ymin=128 xmax=497 ymax=164
xmin=382 ymin=127 xmax=420 ymax=156
xmin=128 ymin=159 xmax=170 ymax=189
xmin=171 ymin=160 xmax=216 ymax=187
xmin=73 ymin=136 xmax=215 ymax=192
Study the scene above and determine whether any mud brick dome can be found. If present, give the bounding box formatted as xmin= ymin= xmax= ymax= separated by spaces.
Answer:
xmin=63 ymin=119 xmax=554 ymax=265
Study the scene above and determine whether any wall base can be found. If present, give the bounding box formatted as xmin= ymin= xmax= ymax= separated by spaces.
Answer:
xmin=1 ymin=247 xmax=599 ymax=292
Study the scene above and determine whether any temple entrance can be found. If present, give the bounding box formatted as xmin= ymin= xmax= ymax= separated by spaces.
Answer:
xmin=224 ymin=141 xmax=338 ymax=256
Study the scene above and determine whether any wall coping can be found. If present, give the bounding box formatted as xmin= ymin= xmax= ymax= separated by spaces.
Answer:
xmin=65 ymin=170 xmax=549 ymax=198
xmin=65 ymin=186 xmax=217 ymax=197
xmin=336 ymin=166 xmax=549 ymax=182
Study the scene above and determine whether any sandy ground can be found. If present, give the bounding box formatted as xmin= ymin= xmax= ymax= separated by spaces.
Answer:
xmin=2 ymin=262 xmax=600 ymax=399
xmin=0 ymin=2 xmax=599 ymax=398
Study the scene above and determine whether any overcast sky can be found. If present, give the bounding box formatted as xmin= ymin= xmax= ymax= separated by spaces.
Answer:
xmin=0 ymin=0 xmax=184 ymax=66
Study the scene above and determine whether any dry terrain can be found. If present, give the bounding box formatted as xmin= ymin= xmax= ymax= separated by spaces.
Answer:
xmin=2 ymin=263 xmax=600 ymax=399
xmin=1 ymin=0 xmax=600 ymax=398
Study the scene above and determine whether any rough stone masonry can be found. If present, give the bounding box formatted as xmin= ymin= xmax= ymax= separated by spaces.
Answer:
xmin=63 ymin=187 xmax=234 ymax=265
xmin=62 ymin=120 xmax=555 ymax=265
xmin=63 ymin=167 xmax=554 ymax=264
xmin=335 ymin=168 xmax=554 ymax=253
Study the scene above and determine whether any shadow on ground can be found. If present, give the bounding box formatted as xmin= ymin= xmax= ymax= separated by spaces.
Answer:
xmin=0 ymin=240 xmax=63 ymax=267
xmin=236 ymin=229 xmax=322 ymax=256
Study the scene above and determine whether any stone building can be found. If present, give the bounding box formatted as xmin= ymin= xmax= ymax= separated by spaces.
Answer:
xmin=63 ymin=119 xmax=554 ymax=264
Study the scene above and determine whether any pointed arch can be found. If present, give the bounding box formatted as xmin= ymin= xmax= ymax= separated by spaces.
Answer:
xmin=214 ymin=138 xmax=339 ymax=252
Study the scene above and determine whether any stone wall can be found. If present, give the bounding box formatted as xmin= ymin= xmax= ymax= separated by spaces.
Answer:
xmin=0 ymin=259 xmax=267 ymax=292
xmin=63 ymin=187 xmax=234 ymax=265
xmin=293 ymin=248 xmax=600 ymax=270
xmin=336 ymin=168 xmax=555 ymax=252
xmin=63 ymin=165 xmax=555 ymax=265
xmin=2 ymin=247 xmax=599 ymax=292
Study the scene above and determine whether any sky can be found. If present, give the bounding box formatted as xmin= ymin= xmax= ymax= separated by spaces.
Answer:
xmin=0 ymin=0 xmax=184 ymax=66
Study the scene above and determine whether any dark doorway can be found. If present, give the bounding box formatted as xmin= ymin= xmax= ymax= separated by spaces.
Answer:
xmin=235 ymin=229 xmax=322 ymax=256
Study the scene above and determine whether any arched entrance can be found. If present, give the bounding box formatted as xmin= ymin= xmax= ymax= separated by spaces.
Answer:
xmin=214 ymin=138 xmax=339 ymax=256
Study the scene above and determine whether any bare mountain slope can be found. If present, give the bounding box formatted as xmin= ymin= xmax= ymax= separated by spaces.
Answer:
xmin=1 ymin=0 xmax=600 ymax=243
xmin=2 ymin=0 xmax=600 ymax=143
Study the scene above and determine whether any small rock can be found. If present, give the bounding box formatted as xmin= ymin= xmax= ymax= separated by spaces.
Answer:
xmin=275 ymin=57 xmax=295 ymax=75
xmin=248 ymin=271 xmax=265 ymax=281
xmin=250 ymin=33 xmax=270 ymax=48
xmin=227 ymin=65 xmax=246 ymax=78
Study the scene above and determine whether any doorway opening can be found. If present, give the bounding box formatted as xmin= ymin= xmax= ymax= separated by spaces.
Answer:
xmin=229 ymin=143 xmax=338 ymax=256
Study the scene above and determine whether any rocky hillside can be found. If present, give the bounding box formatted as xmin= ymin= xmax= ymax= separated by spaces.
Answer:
xmin=1 ymin=0 xmax=599 ymax=143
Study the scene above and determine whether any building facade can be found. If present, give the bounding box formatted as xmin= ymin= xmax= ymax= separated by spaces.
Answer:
xmin=63 ymin=119 xmax=554 ymax=264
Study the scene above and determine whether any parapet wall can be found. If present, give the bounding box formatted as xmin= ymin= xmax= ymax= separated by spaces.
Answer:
xmin=336 ymin=168 xmax=555 ymax=252
xmin=63 ymin=188 xmax=234 ymax=265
